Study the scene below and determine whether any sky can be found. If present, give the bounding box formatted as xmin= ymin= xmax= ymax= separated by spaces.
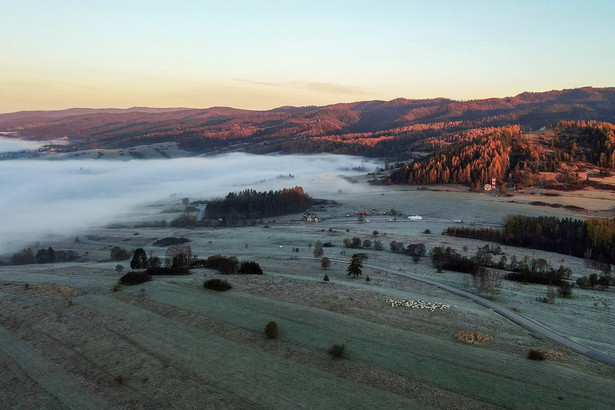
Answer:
xmin=1 ymin=0 xmax=614 ymax=112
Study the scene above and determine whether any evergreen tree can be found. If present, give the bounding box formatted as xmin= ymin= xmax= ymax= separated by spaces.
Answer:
xmin=130 ymin=248 xmax=149 ymax=270
xmin=347 ymin=254 xmax=363 ymax=278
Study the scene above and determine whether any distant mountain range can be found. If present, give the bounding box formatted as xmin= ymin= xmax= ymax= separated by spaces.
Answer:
xmin=1 ymin=87 xmax=614 ymax=158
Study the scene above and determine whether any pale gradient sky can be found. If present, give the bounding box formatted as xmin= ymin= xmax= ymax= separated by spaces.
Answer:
xmin=1 ymin=0 xmax=613 ymax=113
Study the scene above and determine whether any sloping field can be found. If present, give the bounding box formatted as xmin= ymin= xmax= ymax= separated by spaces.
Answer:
xmin=1 ymin=182 xmax=615 ymax=408
xmin=1 ymin=267 xmax=614 ymax=409
xmin=77 ymin=293 xmax=428 ymax=409
xmin=123 ymin=281 xmax=615 ymax=409
xmin=0 ymin=320 xmax=105 ymax=410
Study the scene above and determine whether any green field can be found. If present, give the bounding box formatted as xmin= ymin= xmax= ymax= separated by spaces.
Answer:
xmin=1 ymin=182 xmax=614 ymax=408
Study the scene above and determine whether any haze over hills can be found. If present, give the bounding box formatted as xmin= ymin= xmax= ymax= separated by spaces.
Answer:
xmin=1 ymin=87 xmax=614 ymax=158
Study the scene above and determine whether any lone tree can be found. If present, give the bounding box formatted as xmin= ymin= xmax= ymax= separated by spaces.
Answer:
xmin=165 ymin=245 xmax=192 ymax=269
xmin=313 ymin=240 xmax=324 ymax=258
xmin=473 ymin=267 xmax=502 ymax=298
xmin=182 ymin=197 xmax=190 ymax=216
xmin=347 ymin=254 xmax=363 ymax=278
xmin=321 ymin=257 xmax=331 ymax=270
xmin=130 ymin=248 xmax=149 ymax=270
xmin=110 ymin=246 xmax=130 ymax=261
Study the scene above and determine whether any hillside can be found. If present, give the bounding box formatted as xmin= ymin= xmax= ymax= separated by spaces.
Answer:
xmin=1 ymin=87 xmax=615 ymax=158
xmin=385 ymin=121 xmax=615 ymax=191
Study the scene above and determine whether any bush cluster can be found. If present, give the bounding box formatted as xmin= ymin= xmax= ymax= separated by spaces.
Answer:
xmin=204 ymin=255 xmax=239 ymax=274
xmin=146 ymin=267 xmax=190 ymax=276
xmin=239 ymin=261 xmax=264 ymax=275
xmin=204 ymin=255 xmax=264 ymax=275
xmin=203 ymin=278 xmax=232 ymax=291
xmin=152 ymin=237 xmax=191 ymax=247
xmin=329 ymin=344 xmax=346 ymax=359
xmin=118 ymin=271 xmax=151 ymax=285
xmin=264 ymin=321 xmax=278 ymax=339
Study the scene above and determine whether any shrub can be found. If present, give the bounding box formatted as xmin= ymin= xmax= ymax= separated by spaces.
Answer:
xmin=203 ymin=278 xmax=232 ymax=291
xmin=239 ymin=261 xmax=263 ymax=275
xmin=148 ymin=256 xmax=161 ymax=268
xmin=169 ymin=214 xmax=197 ymax=228
xmin=10 ymin=248 xmax=36 ymax=265
xmin=558 ymin=281 xmax=573 ymax=297
xmin=527 ymin=348 xmax=547 ymax=361
xmin=35 ymin=247 xmax=56 ymax=264
xmin=321 ymin=257 xmax=331 ymax=270
xmin=454 ymin=331 xmax=493 ymax=345
xmin=423 ymin=229 xmax=431 ymax=234
xmin=329 ymin=344 xmax=345 ymax=359
xmin=110 ymin=246 xmax=131 ymax=261
xmin=527 ymin=348 xmax=564 ymax=361
xmin=204 ymin=255 xmax=238 ymax=274
xmin=264 ymin=321 xmax=278 ymax=339
xmin=343 ymin=237 xmax=362 ymax=248
xmin=146 ymin=267 xmax=190 ymax=276
xmin=406 ymin=243 xmax=426 ymax=257
xmin=118 ymin=271 xmax=151 ymax=285
xmin=152 ymin=237 xmax=191 ymax=247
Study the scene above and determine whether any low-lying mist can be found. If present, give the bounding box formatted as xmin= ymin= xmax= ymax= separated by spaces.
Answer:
xmin=0 ymin=136 xmax=42 ymax=153
xmin=0 ymin=153 xmax=378 ymax=254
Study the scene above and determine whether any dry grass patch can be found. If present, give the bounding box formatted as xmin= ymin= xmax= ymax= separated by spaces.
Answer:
xmin=55 ymin=286 xmax=79 ymax=298
xmin=527 ymin=348 xmax=565 ymax=361
xmin=454 ymin=331 xmax=493 ymax=345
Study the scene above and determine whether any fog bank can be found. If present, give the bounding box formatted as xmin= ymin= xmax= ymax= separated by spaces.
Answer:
xmin=0 ymin=153 xmax=378 ymax=253
xmin=0 ymin=136 xmax=42 ymax=153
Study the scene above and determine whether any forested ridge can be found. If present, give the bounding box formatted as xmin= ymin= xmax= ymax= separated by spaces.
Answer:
xmin=2 ymin=87 xmax=614 ymax=160
xmin=381 ymin=119 xmax=615 ymax=190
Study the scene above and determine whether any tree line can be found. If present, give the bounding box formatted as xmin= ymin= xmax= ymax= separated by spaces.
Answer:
xmin=431 ymin=246 xmax=572 ymax=288
xmin=9 ymin=247 xmax=79 ymax=265
xmin=205 ymin=187 xmax=311 ymax=222
xmin=445 ymin=214 xmax=615 ymax=265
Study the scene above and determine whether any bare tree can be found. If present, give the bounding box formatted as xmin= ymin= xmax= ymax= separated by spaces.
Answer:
xmin=473 ymin=267 xmax=502 ymax=298
xmin=313 ymin=240 xmax=324 ymax=258
xmin=321 ymin=257 xmax=331 ymax=270
xmin=182 ymin=197 xmax=190 ymax=216
xmin=165 ymin=245 xmax=192 ymax=268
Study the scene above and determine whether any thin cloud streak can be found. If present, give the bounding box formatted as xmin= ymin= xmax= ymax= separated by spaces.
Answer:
xmin=234 ymin=78 xmax=367 ymax=95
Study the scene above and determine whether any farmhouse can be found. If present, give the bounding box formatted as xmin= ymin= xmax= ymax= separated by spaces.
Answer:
xmin=303 ymin=212 xmax=322 ymax=222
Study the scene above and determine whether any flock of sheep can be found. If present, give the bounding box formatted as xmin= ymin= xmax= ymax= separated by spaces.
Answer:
xmin=385 ymin=297 xmax=451 ymax=312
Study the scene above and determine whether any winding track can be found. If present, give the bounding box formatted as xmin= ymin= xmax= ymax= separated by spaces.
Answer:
xmin=75 ymin=235 xmax=615 ymax=367
xmin=305 ymin=256 xmax=615 ymax=367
